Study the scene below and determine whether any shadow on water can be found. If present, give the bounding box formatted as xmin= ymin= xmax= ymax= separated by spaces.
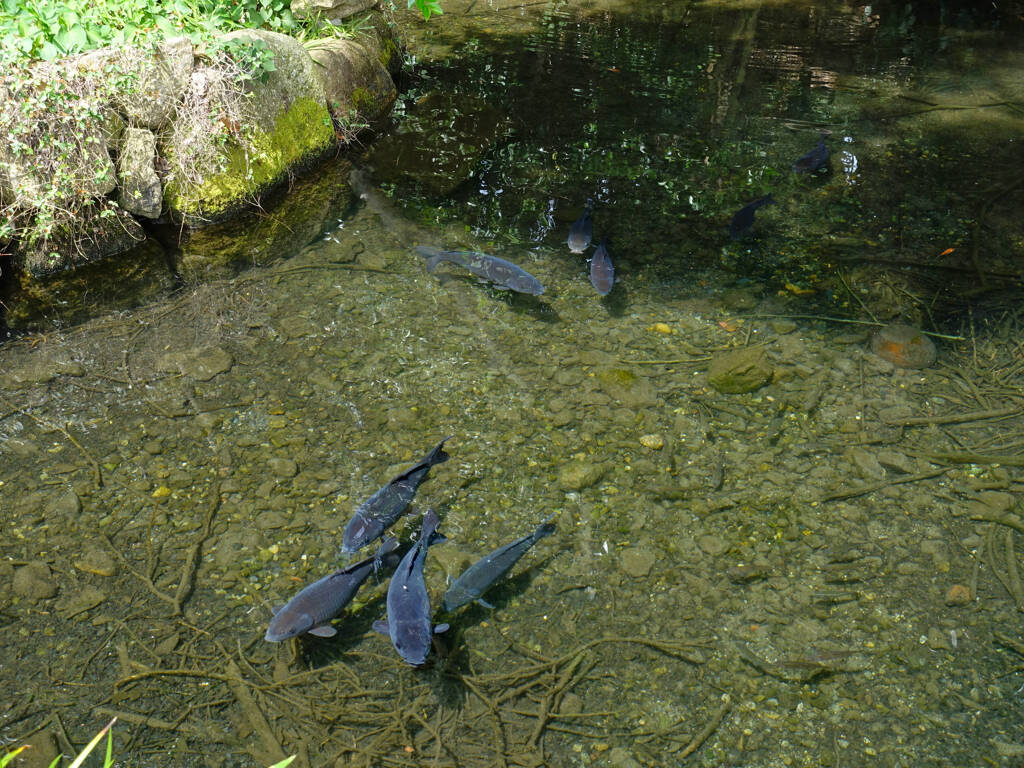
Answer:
xmin=368 ymin=0 xmax=1024 ymax=330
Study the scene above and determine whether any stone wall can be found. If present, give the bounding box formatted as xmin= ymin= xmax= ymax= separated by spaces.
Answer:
xmin=0 ymin=3 xmax=400 ymax=284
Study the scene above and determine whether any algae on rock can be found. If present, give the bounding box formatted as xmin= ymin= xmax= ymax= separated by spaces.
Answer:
xmin=162 ymin=30 xmax=336 ymax=225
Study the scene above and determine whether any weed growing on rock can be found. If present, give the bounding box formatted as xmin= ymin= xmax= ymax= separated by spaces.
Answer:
xmin=0 ymin=54 xmax=135 ymax=268
xmin=161 ymin=42 xmax=267 ymax=218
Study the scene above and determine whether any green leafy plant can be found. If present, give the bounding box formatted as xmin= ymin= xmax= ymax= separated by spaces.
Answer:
xmin=408 ymin=0 xmax=442 ymax=21
xmin=211 ymin=36 xmax=278 ymax=83
xmin=0 ymin=717 xmax=115 ymax=768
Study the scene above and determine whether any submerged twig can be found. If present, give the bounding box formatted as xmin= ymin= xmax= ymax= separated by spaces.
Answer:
xmin=820 ymin=468 xmax=949 ymax=502
xmin=105 ymin=481 xmax=222 ymax=616
xmin=0 ymin=394 xmax=103 ymax=488
xmin=226 ymin=659 xmax=288 ymax=764
xmin=880 ymin=407 xmax=1023 ymax=427
xmin=172 ymin=481 xmax=221 ymax=615
xmin=926 ymin=452 xmax=1024 ymax=468
xmin=679 ymin=694 xmax=731 ymax=759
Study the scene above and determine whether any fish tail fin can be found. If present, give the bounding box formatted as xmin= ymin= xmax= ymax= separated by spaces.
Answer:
xmin=428 ymin=435 xmax=454 ymax=466
xmin=415 ymin=245 xmax=445 ymax=272
xmin=535 ymin=523 xmax=557 ymax=540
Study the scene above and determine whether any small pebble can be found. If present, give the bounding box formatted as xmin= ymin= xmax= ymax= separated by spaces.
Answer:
xmin=13 ymin=561 xmax=58 ymax=600
xmin=74 ymin=548 xmax=118 ymax=577
xmin=870 ymin=324 xmax=936 ymax=368
xmin=945 ymin=583 xmax=971 ymax=606
xmin=638 ymin=434 xmax=664 ymax=450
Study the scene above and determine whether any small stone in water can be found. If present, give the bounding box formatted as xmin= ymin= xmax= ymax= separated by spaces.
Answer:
xmin=638 ymin=434 xmax=664 ymax=450
xmin=74 ymin=548 xmax=118 ymax=577
xmin=870 ymin=324 xmax=936 ymax=368
xmin=945 ymin=583 xmax=971 ymax=606
xmin=13 ymin=561 xmax=58 ymax=600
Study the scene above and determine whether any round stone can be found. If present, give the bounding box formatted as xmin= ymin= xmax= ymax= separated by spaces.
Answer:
xmin=870 ymin=324 xmax=937 ymax=368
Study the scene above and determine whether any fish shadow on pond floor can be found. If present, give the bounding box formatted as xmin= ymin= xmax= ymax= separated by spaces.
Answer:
xmin=296 ymin=592 xmax=391 ymax=668
xmin=435 ymin=275 xmax=562 ymax=322
xmin=598 ymin=284 xmax=628 ymax=316
xmin=439 ymin=559 xmax=555 ymax=635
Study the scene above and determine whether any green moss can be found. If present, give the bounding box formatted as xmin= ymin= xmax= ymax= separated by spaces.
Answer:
xmin=166 ymin=96 xmax=334 ymax=219
xmin=379 ymin=37 xmax=398 ymax=69
xmin=350 ymin=86 xmax=374 ymax=114
xmin=597 ymin=368 xmax=637 ymax=388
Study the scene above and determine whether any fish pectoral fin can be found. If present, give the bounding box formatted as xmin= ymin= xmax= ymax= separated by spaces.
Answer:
xmin=372 ymin=619 xmax=390 ymax=636
xmin=474 ymin=598 xmax=495 ymax=609
xmin=307 ymin=624 xmax=338 ymax=638
xmin=434 ymin=623 xmax=450 ymax=634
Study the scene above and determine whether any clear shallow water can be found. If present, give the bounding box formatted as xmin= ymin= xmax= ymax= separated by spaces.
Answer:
xmin=2 ymin=2 xmax=1024 ymax=767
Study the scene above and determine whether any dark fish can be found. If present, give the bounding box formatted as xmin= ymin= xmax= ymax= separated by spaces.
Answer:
xmin=792 ymin=138 xmax=829 ymax=173
xmin=415 ymin=246 xmax=544 ymax=296
xmin=341 ymin=436 xmax=452 ymax=554
xmin=442 ymin=515 xmax=556 ymax=612
xmin=589 ymin=238 xmax=614 ymax=296
xmin=265 ymin=538 xmax=401 ymax=642
xmin=567 ymin=199 xmax=594 ymax=254
xmin=729 ymin=194 xmax=775 ymax=240
xmin=374 ymin=509 xmax=449 ymax=665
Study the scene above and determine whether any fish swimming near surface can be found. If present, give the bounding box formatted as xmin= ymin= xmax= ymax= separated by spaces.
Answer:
xmin=374 ymin=509 xmax=449 ymax=666
xmin=415 ymin=246 xmax=544 ymax=296
xmin=265 ymin=538 xmax=401 ymax=642
xmin=567 ymin=199 xmax=594 ymax=254
xmin=792 ymin=137 xmax=829 ymax=173
xmin=729 ymin=194 xmax=775 ymax=240
xmin=589 ymin=238 xmax=614 ymax=296
xmin=341 ymin=436 xmax=452 ymax=554
xmin=442 ymin=515 xmax=556 ymax=612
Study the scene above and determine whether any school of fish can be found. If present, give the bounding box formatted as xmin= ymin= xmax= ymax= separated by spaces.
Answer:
xmin=266 ymin=437 xmax=556 ymax=666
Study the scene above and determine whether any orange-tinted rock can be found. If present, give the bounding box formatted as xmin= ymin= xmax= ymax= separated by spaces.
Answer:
xmin=870 ymin=324 xmax=937 ymax=368
xmin=945 ymin=583 xmax=971 ymax=606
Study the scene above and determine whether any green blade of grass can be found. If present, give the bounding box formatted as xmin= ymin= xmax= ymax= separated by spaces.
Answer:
xmin=0 ymin=746 xmax=29 ymax=768
xmin=66 ymin=717 xmax=116 ymax=768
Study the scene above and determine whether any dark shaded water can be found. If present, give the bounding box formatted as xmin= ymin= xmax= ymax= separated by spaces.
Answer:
xmin=2 ymin=2 xmax=1024 ymax=768
xmin=369 ymin=0 xmax=1023 ymax=323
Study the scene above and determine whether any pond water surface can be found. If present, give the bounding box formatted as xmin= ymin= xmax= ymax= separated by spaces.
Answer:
xmin=2 ymin=1 xmax=1024 ymax=767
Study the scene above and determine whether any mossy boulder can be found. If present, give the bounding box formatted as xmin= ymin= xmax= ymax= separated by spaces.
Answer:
xmin=357 ymin=12 xmax=406 ymax=77
xmin=163 ymin=30 xmax=335 ymax=226
xmin=17 ymin=202 xmax=145 ymax=278
xmin=79 ymin=37 xmax=194 ymax=129
xmin=175 ymin=155 xmax=354 ymax=281
xmin=307 ymin=39 xmax=397 ymax=125
xmin=291 ymin=0 xmax=375 ymax=21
